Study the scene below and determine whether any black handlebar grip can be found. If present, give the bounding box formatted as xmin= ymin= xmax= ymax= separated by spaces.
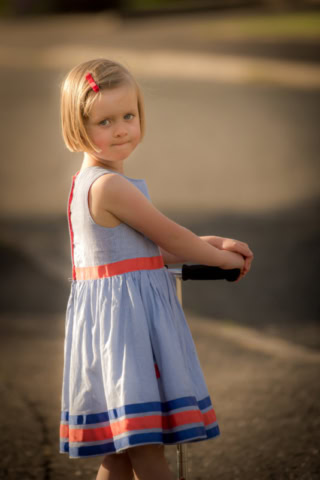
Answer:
xmin=181 ymin=264 xmax=240 ymax=282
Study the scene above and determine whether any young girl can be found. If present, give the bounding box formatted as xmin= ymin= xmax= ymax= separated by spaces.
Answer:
xmin=59 ymin=58 xmax=253 ymax=480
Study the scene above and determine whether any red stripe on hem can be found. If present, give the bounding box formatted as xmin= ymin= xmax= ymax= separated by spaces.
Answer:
xmin=60 ymin=408 xmax=217 ymax=442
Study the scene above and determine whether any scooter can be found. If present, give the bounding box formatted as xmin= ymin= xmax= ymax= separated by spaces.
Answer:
xmin=169 ymin=265 xmax=240 ymax=480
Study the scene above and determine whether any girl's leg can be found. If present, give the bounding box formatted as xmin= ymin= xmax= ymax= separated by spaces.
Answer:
xmin=96 ymin=452 xmax=133 ymax=480
xmin=128 ymin=445 xmax=174 ymax=480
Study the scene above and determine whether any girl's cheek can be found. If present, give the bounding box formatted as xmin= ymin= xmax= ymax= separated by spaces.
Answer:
xmin=133 ymin=124 xmax=141 ymax=141
xmin=95 ymin=131 xmax=109 ymax=145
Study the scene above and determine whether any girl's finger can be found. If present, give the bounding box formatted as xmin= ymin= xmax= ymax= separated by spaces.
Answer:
xmin=244 ymin=258 xmax=252 ymax=274
xmin=229 ymin=242 xmax=253 ymax=258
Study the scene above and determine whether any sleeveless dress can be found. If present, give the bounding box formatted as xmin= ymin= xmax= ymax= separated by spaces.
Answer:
xmin=59 ymin=166 xmax=220 ymax=458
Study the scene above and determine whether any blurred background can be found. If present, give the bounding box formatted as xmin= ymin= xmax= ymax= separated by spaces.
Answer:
xmin=0 ymin=1 xmax=320 ymax=479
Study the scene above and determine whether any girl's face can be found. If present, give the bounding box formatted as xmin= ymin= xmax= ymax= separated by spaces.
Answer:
xmin=85 ymin=83 xmax=141 ymax=168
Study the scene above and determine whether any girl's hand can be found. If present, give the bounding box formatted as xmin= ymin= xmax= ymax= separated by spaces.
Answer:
xmin=221 ymin=238 xmax=253 ymax=279
xmin=202 ymin=236 xmax=253 ymax=280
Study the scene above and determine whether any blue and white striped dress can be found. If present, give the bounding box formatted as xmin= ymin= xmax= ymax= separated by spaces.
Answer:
xmin=59 ymin=166 xmax=220 ymax=458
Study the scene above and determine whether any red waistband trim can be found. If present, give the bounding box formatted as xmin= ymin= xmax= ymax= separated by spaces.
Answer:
xmin=74 ymin=255 xmax=164 ymax=281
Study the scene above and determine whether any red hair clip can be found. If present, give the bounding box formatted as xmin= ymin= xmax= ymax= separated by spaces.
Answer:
xmin=85 ymin=73 xmax=99 ymax=92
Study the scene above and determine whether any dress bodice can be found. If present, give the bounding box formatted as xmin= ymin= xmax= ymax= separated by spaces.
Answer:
xmin=69 ymin=166 xmax=161 ymax=269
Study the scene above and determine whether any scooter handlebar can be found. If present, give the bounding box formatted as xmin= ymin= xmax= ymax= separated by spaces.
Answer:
xmin=181 ymin=264 xmax=240 ymax=282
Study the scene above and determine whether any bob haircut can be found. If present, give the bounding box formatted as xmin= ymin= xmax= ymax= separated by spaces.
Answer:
xmin=61 ymin=58 xmax=145 ymax=153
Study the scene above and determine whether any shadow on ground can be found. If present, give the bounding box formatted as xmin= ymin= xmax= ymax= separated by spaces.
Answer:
xmin=0 ymin=217 xmax=69 ymax=314
xmin=170 ymin=195 xmax=320 ymax=350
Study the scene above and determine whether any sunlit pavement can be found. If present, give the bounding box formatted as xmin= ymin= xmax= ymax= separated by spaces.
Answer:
xmin=0 ymin=13 xmax=319 ymax=86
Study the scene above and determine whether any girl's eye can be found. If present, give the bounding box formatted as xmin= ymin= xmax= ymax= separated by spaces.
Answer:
xmin=99 ymin=119 xmax=111 ymax=126
xmin=124 ymin=113 xmax=134 ymax=120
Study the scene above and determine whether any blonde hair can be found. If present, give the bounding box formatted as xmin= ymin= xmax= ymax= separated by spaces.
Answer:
xmin=60 ymin=58 xmax=145 ymax=153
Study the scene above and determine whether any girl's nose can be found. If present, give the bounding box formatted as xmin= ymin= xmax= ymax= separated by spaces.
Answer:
xmin=113 ymin=122 xmax=127 ymax=137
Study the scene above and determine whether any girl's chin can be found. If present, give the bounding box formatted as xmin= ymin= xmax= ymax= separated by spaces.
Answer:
xmin=93 ymin=147 xmax=135 ymax=164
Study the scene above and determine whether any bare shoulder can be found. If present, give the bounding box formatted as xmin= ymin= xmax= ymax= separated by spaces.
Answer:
xmin=91 ymin=172 xmax=129 ymax=192
xmin=89 ymin=171 xmax=189 ymax=249
xmin=91 ymin=172 xmax=136 ymax=201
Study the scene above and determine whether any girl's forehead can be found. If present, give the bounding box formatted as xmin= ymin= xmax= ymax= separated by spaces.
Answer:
xmin=91 ymin=84 xmax=138 ymax=118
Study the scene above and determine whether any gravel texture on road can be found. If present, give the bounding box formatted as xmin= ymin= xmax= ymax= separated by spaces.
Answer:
xmin=1 ymin=312 xmax=319 ymax=479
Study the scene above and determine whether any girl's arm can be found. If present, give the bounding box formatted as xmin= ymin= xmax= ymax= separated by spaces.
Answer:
xmin=160 ymin=236 xmax=254 ymax=266
xmin=91 ymin=174 xmax=245 ymax=271
xmin=159 ymin=238 xmax=226 ymax=265
xmin=159 ymin=248 xmax=187 ymax=265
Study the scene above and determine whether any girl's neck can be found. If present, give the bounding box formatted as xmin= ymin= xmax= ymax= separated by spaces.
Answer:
xmin=81 ymin=152 xmax=125 ymax=174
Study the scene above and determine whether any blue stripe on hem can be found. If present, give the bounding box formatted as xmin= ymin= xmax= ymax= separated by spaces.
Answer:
xmin=206 ymin=424 xmax=221 ymax=438
xmin=198 ymin=396 xmax=212 ymax=410
xmin=61 ymin=395 xmax=213 ymax=425
xmin=70 ymin=442 xmax=116 ymax=457
xmin=60 ymin=441 xmax=69 ymax=453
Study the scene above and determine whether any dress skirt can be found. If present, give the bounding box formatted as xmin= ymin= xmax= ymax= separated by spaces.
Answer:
xmin=59 ymin=267 xmax=220 ymax=458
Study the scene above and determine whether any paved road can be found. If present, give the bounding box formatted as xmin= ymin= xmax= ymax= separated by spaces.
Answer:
xmin=1 ymin=312 xmax=319 ymax=479
xmin=0 ymin=10 xmax=320 ymax=480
